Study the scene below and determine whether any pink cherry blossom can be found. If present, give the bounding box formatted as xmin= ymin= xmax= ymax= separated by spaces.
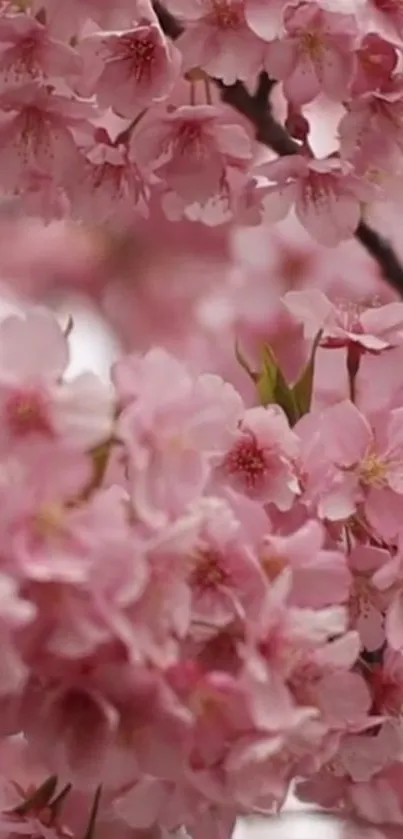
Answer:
xmin=132 ymin=105 xmax=253 ymax=208
xmin=186 ymin=496 xmax=267 ymax=628
xmin=264 ymin=1 xmax=358 ymax=105
xmin=0 ymin=309 xmax=113 ymax=452
xmin=79 ymin=20 xmax=181 ymax=115
xmin=0 ymin=13 xmax=82 ymax=90
xmin=218 ymin=404 xmax=300 ymax=510
xmin=261 ymin=155 xmax=365 ymax=246
xmin=0 ymin=84 xmax=92 ymax=193
xmin=169 ymin=0 xmax=265 ymax=84
xmin=69 ymin=129 xmax=152 ymax=227
xmin=339 ymin=84 xmax=403 ymax=164
xmin=284 ymin=289 xmax=403 ymax=351
xmin=260 ymin=520 xmax=351 ymax=608
xmin=115 ymin=348 xmax=244 ymax=524
xmin=298 ymin=399 xmax=403 ymax=539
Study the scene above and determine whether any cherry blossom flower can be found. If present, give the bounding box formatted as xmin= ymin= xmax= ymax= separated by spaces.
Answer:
xmin=115 ymin=348 xmax=244 ymax=524
xmin=218 ymin=404 xmax=300 ymax=510
xmin=0 ymin=84 xmax=92 ymax=193
xmin=284 ymin=289 xmax=403 ymax=351
xmin=264 ymin=1 xmax=358 ymax=105
xmin=259 ymin=520 xmax=351 ymax=608
xmin=79 ymin=20 xmax=181 ymax=115
xmin=0 ymin=308 xmax=113 ymax=452
xmin=261 ymin=155 xmax=366 ymax=246
xmin=0 ymin=13 xmax=82 ymax=90
xmin=339 ymin=84 xmax=403 ymax=164
xmin=169 ymin=0 xmax=265 ymax=84
xmin=186 ymin=496 xmax=267 ymax=628
xmin=69 ymin=129 xmax=152 ymax=227
xmin=298 ymin=399 xmax=403 ymax=539
xmin=132 ymin=105 xmax=253 ymax=209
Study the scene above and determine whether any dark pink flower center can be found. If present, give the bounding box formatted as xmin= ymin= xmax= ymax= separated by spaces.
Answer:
xmin=207 ymin=1 xmax=244 ymax=29
xmin=223 ymin=433 xmax=267 ymax=490
xmin=191 ymin=549 xmax=228 ymax=590
xmin=5 ymin=387 xmax=54 ymax=438
xmin=119 ymin=32 xmax=156 ymax=80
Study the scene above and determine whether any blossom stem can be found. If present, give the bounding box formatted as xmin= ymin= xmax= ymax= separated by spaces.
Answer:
xmin=153 ymin=2 xmax=403 ymax=298
xmin=347 ymin=343 xmax=361 ymax=403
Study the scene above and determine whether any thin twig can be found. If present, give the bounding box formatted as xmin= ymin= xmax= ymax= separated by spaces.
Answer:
xmin=153 ymin=1 xmax=403 ymax=297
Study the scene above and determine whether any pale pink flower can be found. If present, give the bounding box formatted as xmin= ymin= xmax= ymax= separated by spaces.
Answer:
xmin=339 ymin=84 xmax=403 ymax=164
xmin=0 ymin=309 xmax=113 ymax=452
xmin=264 ymin=1 xmax=358 ymax=105
xmin=218 ymin=405 xmax=300 ymax=510
xmin=79 ymin=21 xmax=181 ymax=115
xmin=69 ymin=129 xmax=152 ymax=227
xmin=0 ymin=84 xmax=92 ymax=192
xmin=298 ymin=400 xmax=403 ymax=539
xmin=261 ymin=155 xmax=365 ymax=246
xmin=169 ymin=0 xmax=265 ymax=84
xmin=243 ymin=566 xmax=350 ymax=684
xmin=0 ymin=13 xmax=82 ymax=90
xmin=186 ymin=496 xmax=267 ymax=628
xmin=132 ymin=105 xmax=253 ymax=208
xmin=284 ymin=289 xmax=403 ymax=351
xmin=115 ymin=348 xmax=244 ymax=524
xmin=259 ymin=520 xmax=351 ymax=608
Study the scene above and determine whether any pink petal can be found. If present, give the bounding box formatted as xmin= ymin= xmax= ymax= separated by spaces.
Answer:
xmin=296 ymin=178 xmax=360 ymax=246
xmin=386 ymin=592 xmax=403 ymax=650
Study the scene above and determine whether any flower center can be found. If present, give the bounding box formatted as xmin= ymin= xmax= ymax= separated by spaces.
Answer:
xmin=176 ymin=122 xmax=209 ymax=162
xmin=190 ymin=549 xmax=228 ymax=590
xmin=207 ymin=0 xmax=243 ymax=28
xmin=120 ymin=32 xmax=156 ymax=80
xmin=5 ymin=387 xmax=53 ymax=438
xmin=34 ymin=502 xmax=65 ymax=540
xmin=359 ymin=449 xmax=388 ymax=487
xmin=222 ymin=433 xmax=267 ymax=490
xmin=301 ymin=31 xmax=324 ymax=60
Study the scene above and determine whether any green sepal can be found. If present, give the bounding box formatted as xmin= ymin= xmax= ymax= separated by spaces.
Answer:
xmin=13 ymin=775 xmax=58 ymax=816
xmin=292 ymin=330 xmax=323 ymax=418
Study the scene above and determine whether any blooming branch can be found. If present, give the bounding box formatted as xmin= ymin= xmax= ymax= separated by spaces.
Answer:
xmin=154 ymin=0 xmax=403 ymax=298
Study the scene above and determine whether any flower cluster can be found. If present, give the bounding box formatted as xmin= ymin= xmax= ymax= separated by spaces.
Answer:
xmin=0 ymin=0 xmax=403 ymax=246
xmin=0 ymin=290 xmax=402 ymax=839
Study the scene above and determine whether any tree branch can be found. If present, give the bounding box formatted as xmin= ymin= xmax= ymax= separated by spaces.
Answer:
xmin=153 ymin=1 xmax=403 ymax=298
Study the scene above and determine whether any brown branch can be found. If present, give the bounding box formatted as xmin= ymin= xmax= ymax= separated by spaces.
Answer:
xmin=153 ymin=1 xmax=403 ymax=298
